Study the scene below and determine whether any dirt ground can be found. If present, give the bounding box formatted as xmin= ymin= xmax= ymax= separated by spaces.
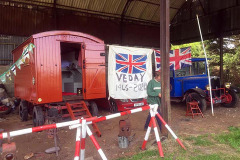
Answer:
xmin=0 ymin=101 xmax=240 ymax=160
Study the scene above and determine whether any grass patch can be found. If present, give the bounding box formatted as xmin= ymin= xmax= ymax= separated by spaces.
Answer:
xmin=190 ymin=153 xmax=240 ymax=160
xmin=215 ymin=126 xmax=240 ymax=151
xmin=190 ymin=154 xmax=221 ymax=160
xmin=185 ymin=134 xmax=213 ymax=146
xmin=117 ymin=150 xmax=161 ymax=160
xmin=117 ymin=149 xmax=187 ymax=160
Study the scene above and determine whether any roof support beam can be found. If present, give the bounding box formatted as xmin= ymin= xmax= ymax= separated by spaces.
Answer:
xmin=198 ymin=0 xmax=206 ymax=15
xmin=120 ymin=0 xmax=133 ymax=44
xmin=136 ymin=0 xmax=179 ymax=10
xmin=53 ymin=0 xmax=57 ymax=29
xmin=160 ymin=0 xmax=171 ymax=137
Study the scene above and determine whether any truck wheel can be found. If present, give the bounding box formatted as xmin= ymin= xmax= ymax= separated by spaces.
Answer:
xmin=19 ymin=100 xmax=28 ymax=121
xmin=222 ymin=90 xmax=239 ymax=108
xmin=89 ymin=101 xmax=98 ymax=117
xmin=109 ymin=100 xmax=118 ymax=113
xmin=33 ymin=106 xmax=44 ymax=127
xmin=186 ymin=92 xmax=207 ymax=112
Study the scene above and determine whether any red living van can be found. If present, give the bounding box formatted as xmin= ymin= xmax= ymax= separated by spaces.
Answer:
xmin=13 ymin=31 xmax=106 ymax=125
xmin=13 ymin=31 xmax=148 ymax=126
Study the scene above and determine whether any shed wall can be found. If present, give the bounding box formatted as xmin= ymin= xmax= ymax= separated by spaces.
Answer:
xmin=0 ymin=35 xmax=27 ymax=65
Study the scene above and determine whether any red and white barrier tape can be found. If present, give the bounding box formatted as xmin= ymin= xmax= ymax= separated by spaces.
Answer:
xmin=69 ymin=105 xmax=152 ymax=130
xmin=0 ymin=104 xmax=185 ymax=160
xmin=0 ymin=117 xmax=96 ymax=140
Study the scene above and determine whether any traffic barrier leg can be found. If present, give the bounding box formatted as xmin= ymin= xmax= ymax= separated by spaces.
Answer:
xmin=150 ymin=111 xmax=164 ymax=157
xmin=86 ymin=125 xmax=107 ymax=160
xmin=74 ymin=127 xmax=81 ymax=160
xmin=141 ymin=119 xmax=152 ymax=150
xmin=80 ymin=119 xmax=87 ymax=160
xmin=156 ymin=113 xmax=186 ymax=150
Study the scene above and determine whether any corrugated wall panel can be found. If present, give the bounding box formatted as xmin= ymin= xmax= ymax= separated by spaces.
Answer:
xmin=0 ymin=5 xmax=53 ymax=36
xmin=0 ymin=35 xmax=27 ymax=65
xmin=35 ymin=36 xmax=62 ymax=104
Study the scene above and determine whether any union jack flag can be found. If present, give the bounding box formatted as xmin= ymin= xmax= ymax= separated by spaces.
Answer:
xmin=116 ymin=53 xmax=147 ymax=74
xmin=155 ymin=47 xmax=192 ymax=71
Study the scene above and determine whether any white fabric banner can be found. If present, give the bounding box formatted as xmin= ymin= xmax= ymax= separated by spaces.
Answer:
xmin=108 ymin=45 xmax=153 ymax=99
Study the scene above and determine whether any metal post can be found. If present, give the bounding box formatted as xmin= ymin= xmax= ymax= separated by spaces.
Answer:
xmin=160 ymin=0 xmax=171 ymax=136
xmin=220 ymin=36 xmax=224 ymax=84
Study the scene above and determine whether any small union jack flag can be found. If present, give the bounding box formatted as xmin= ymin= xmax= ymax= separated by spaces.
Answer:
xmin=116 ymin=53 xmax=147 ymax=74
xmin=155 ymin=47 xmax=192 ymax=71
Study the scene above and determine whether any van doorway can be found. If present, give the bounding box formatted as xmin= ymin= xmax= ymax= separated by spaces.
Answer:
xmin=60 ymin=42 xmax=83 ymax=100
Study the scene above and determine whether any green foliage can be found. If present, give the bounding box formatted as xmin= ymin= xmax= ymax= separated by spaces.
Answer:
xmin=215 ymin=126 xmax=240 ymax=151
xmin=171 ymin=42 xmax=204 ymax=58
xmin=172 ymin=35 xmax=240 ymax=86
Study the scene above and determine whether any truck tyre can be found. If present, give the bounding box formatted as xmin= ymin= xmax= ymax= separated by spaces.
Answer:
xmin=89 ymin=101 xmax=98 ymax=117
xmin=186 ymin=92 xmax=207 ymax=112
xmin=222 ymin=90 xmax=239 ymax=108
xmin=109 ymin=100 xmax=118 ymax=113
xmin=33 ymin=106 xmax=44 ymax=127
xmin=19 ymin=100 xmax=28 ymax=121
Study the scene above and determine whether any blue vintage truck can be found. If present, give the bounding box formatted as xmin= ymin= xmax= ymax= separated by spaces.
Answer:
xmin=170 ymin=58 xmax=239 ymax=112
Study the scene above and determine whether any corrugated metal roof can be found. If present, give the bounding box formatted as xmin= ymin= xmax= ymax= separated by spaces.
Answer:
xmin=5 ymin=0 xmax=186 ymax=24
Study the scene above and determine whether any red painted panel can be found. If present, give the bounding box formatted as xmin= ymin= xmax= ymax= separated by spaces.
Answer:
xmin=82 ymin=43 xmax=106 ymax=99
xmin=13 ymin=31 xmax=106 ymax=104
xmin=12 ymin=37 xmax=37 ymax=102
xmin=35 ymin=36 xmax=62 ymax=104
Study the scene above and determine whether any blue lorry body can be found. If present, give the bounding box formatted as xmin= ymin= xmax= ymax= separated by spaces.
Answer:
xmin=170 ymin=58 xmax=208 ymax=97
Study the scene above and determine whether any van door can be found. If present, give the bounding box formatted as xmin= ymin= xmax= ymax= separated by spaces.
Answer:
xmin=82 ymin=43 xmax=106 ymax=99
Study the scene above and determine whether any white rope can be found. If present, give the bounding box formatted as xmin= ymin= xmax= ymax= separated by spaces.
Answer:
xmin=196 ymin=14 xmax=214 ymax=116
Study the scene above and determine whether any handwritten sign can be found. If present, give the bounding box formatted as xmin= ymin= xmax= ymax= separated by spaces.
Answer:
xmin=108 ymin=45 xmax=152 ymax=99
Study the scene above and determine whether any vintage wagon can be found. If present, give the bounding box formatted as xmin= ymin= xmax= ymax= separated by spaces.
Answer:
xmin=13 ymin=31 xmax=106 ymax=126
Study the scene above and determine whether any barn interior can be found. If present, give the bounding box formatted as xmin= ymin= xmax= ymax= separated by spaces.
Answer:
xmin=0 ymin=1 xmax=240 ymax=159
xmin=0 ymin=0 xmax=240 ymax=133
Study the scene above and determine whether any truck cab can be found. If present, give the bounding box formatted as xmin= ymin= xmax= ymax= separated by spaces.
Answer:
xmin=170 ymin=58 xmax=239 ymax=112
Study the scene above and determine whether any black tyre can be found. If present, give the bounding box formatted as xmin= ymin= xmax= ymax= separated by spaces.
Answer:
xmin=89 ymin=101 xmax=98 ymax=117
xmin=19 ymin=100 xmax=28 ymax=121
xmin=186 ymin=92 xmax=207 ymax=112
xmin=109 ymin=100 xmax=118 ymax=113
xmin=33 ymin=106 xmax=44 ymax=127
xmin=0 ymin=105 xmax=12 ymax=116
xmin=222 ymin=90 xmax=239 ymax=108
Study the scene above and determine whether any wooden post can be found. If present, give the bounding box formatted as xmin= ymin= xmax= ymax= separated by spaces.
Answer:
xmin=160 ymin=0 xmax=171 ymax=136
